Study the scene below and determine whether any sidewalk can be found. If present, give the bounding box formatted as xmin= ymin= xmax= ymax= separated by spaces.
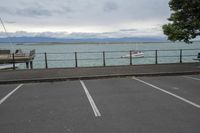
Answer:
xmin=0 ymin=63 xmax=200 ymax=84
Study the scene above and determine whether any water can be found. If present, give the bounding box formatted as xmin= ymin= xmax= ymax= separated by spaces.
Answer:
xmin=0 ymin=42 xmax=200 ymax=69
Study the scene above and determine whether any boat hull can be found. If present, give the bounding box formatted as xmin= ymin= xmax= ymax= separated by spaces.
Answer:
xmin=121 ymin=53 xmax=144 ymax=58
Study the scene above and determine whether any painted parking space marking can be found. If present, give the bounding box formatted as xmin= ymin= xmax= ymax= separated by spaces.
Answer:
xmin=182 ymin=76 xmax=200 ymax=81
xmin=132 ymin=77 xmax=200 ymax=109
xmin=80 ymin=80 xmax=101 ymax=117
xmin=172 ymin=87 xmax=179 ymax=90
xmin=0 ymin=84 xmax=23 ymax=105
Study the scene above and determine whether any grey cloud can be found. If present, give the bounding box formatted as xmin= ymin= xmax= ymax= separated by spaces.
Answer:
xmin=61 ymin=6 xmax=73 ymax=13
xmin=103 ymin=1 xmax=118 ymax=12
xmin=16 ymin=7 xmax=52 ymax=17
xmin=16 ymin=2 xmax=52 ymax=17
xmin=0 ymin=6 xmax=13 ymax=14
xmin=0 ymin=5 xmax=52 ymax=17
xmin=0 ymin=0 xmax=170 ymax=22
xmin=5 ymin=21 xmax=16 ymax=24
xmin=120 ymin=29 xmax=137 ymax=32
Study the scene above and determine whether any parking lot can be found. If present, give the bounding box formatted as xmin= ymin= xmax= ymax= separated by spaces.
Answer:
xmin=0 ymin=75 xmax=200 ymax=133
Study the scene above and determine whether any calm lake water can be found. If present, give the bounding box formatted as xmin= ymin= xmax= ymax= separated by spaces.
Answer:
xmin=0 ymin=42 xmax=200 ymax=69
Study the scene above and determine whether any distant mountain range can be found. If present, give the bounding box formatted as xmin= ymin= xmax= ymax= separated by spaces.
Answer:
xmin=0 ymin=36 xmax=167 ymax=43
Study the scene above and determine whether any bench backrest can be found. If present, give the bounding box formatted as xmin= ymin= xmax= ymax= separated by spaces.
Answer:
xmin=0 ymin=50 xmax=10 ymax=55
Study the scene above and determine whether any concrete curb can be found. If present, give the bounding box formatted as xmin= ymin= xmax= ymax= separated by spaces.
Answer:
xmin=0 ymin=71 xmax=200 ymax=84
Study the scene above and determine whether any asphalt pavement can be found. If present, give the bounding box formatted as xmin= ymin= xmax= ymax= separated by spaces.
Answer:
xmin=0 ymin=75 xmax=200 ymax=133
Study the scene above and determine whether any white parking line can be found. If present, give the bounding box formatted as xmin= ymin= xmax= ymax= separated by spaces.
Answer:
xmin=132 ymin=77 xmax=200 ymax=109
xmin=0 ymin=84 xmax=23 ymax=105
xmin=80 ymin=80 xmax=101 ymax=117
xmin=172 ymin=87 xmax=179 ymax=90
xmin=182 ymin=76 xmax=200 ymax=81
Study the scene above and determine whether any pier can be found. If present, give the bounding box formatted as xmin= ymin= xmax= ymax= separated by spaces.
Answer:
xmin=0 ymin=49 xmax=35 ymax=69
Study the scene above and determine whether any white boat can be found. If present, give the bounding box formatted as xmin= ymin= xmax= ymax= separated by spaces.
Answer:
xmin=121 ymin=50 xmax=144 ymax=58
xmin=0 ymin=63 xmax=20 ymax=70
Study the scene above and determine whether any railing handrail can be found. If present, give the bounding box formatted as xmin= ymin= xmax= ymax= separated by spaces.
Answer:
xmin=34 ymin=48 xmax=200 ymax=54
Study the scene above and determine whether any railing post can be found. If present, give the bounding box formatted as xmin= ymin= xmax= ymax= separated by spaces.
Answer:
xmin=130 ymin=50 xmax=132 ymax=65
xmin=12 ymin=53 xmax=15 ymax=70
xmin=180 ymin=49 xmax=182 ymax=63
xmin=30 ymin=61 xmax=33 ymax=69
xmin=155 ymin=50 xmax=158 ymax=64
xmin=103 ymin=51 xmax=106 ymax=67
xmin=26 ymin=62 xmax=29 ymax=69
xmin=75 ymin=52 xmax=78 ymax=67
xmin=44 ymin=52 xmax=48 ymax=69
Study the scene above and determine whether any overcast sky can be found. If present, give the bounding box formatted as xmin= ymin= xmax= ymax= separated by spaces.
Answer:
xmin=0 ymin=0 xmax=171 ymax=38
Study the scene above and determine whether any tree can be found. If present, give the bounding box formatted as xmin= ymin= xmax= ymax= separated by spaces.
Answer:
xmin=162 ymin=0 xmax=200 ymax=43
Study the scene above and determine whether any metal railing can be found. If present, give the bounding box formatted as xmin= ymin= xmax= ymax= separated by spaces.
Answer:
xmin=6 ymin=49 xmax=200 ymax=70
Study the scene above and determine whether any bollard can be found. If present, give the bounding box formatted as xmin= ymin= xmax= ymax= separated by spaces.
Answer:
xmin=155 ymin=50 xmax=158 ymax=64
xmin=130 ymin=50 xmax=132 ymax=65
xmin=103 ymin=51 xmax=106 ymax=67
xmin=180 ymin=49 xmax=182 ymax=63
xmin=75 ymin=52 xmax=78 ymax=67
xmin=45 ymin=52 xmax=48 ymax=69
xmin=12 ymin=53 xmax=15 ymax=70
